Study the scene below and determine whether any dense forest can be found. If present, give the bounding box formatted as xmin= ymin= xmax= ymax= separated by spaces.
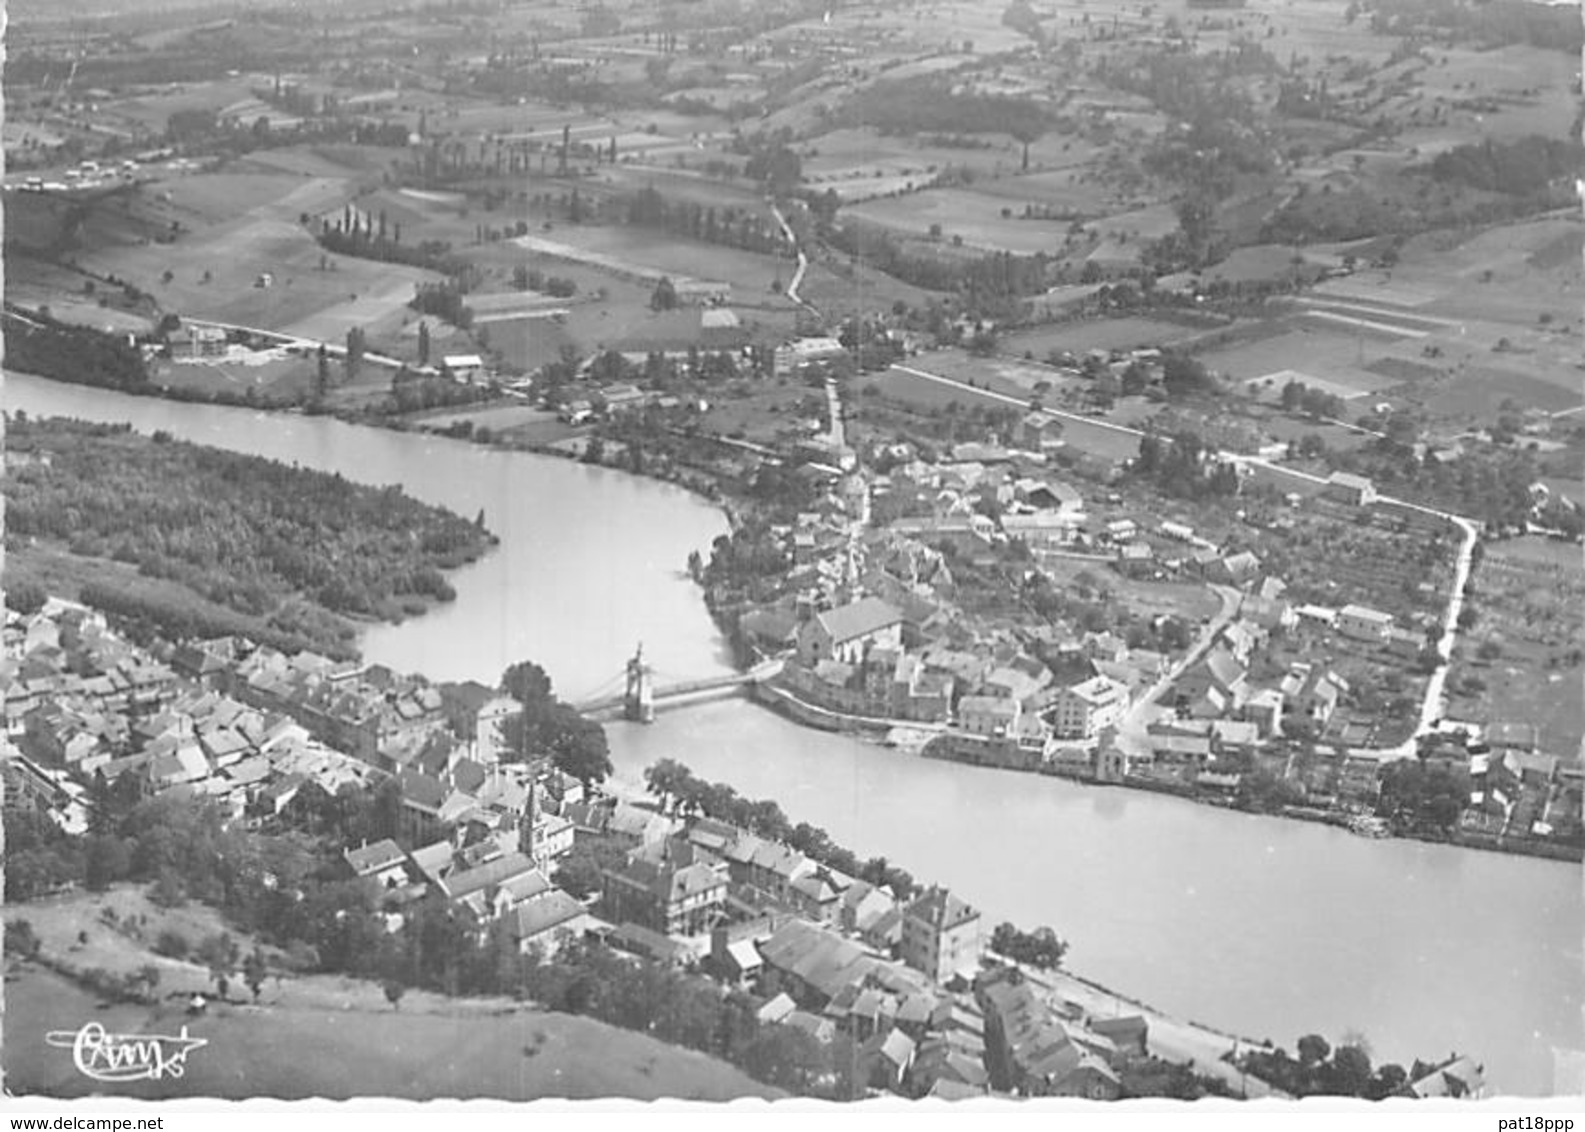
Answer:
xmin=834 ymin=75 xmax=1052 ymax=140
xmin=1427 ymin=136 xmax=1584 ymax=197
xmin=2 ymin=306 xmax=150 ymax=393
xmin=5 ymin=416 xmax=496 ymax=639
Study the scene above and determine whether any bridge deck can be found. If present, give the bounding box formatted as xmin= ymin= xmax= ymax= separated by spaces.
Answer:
xmin=575 ymin=660 xmax=781 ymax=714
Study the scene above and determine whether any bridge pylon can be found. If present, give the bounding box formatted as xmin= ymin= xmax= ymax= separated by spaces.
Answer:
xmin=625 ymin=642 xmax=655 ymax=723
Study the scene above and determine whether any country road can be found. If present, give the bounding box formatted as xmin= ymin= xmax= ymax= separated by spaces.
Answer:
xmin=1114 ymin=584 xmax=1243 ymax=757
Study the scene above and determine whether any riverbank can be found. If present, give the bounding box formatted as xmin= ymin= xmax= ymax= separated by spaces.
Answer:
xmin=744 ymin=676 xmax=1580 ymax=866
xmin=596 ymin=763 xmax=1288 ymax=1095
xmin=14 ymin=368 xmax=1574 ymax=871
xmin=8 ymin=364 xmax=746 ymax=517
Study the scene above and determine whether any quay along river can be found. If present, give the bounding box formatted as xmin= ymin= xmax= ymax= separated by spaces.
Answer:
xmin=6 ymin=370 xmax=1581 ymax=1095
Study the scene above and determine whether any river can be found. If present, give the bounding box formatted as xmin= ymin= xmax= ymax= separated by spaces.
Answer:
xmin=6 ymin=370 xmax=1581 ymax=1096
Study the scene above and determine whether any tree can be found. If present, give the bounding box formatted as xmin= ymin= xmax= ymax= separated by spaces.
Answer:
xmin=1161 ymin=351 xmax=1213 ymax=397
xmin=644 ymin=758 xmax=694 ymax=814
xmin=650 ymin=276 xmax=679 ymax=311
xmin=417 ymin=321 xmax=431 ymax=367
xmin=197 ymin=932 xmax=240 ymax=999
xmin=5 ymin=919 xmax=42 ymax=960
xmin=501 ymin=660 xmax=555 ymax=707
xmin=315 ymin=344 xmax=331 ymax=402
xmin=737 ymin=1025 xmax=827 ymax=1092
xmin=1329 ymin=1044 xmax=1374 ymax=1096
xmin=345 ymin=327 xmax=366 ymax=382
xmin=547 ymin=709 xmax=613 ymax=792
xmin=5 ymin=579 xmax=49 ymax=615
xmin=84 ymin=836 xmax=132 ymax=891
xmin=243 ymin=947 xmax=268 ymax=1002
xmin=1297 ymin=1034 xmax=1331 ymax=1066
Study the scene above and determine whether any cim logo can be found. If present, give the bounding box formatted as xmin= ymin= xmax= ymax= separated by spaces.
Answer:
xmin=46 ymin=1022 xmax=207 ymax=1083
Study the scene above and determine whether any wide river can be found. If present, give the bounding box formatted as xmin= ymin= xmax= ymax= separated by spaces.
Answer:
xmin=7 ymin=371 xmax=1581 ymax=1096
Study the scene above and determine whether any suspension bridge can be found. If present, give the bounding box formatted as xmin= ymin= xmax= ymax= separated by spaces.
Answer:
xmin=573 ymin=644 xmax=783 ymax=722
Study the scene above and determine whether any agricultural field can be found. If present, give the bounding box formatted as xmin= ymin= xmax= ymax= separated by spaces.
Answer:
xmin=1412 ymin=367 xmax=1581 ymax=422
xmin=519 ymin=224 xmax=798 ymax=297
xmin=794 ymin=257 xmax=942 ymax=313
xmin=1200 ymin=327 xmax=1405 ymax=396
xmin=1002 ymin=317 xmax=1207 ymax=358
xmin=1444 ymin=536 xmax=1585 ymax=758
xmin=7 ymin=158 xmax=447 ymax=351
xmin=845 ymin=187 xmax=1073 ymax=253
xmin=698 ymin=383 xmax=823 ymax=445
xmin=863 ymin=361 xmax=1147 ymax=464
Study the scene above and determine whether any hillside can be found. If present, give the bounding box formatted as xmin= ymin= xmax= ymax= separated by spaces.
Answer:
xmin=4 ymin=888 xmax=777 ymax=1102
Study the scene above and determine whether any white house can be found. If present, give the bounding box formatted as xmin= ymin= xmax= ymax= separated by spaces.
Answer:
xmin=957 ymin=695 xmax=1021 ymax=737
xmin=1051 ymin=676 xmax=1129 ymax=740
xmin=1325 ymin=472 xmax=1377 ymax=507
xmin=1337 ymin=604 xmax=1393 ymax=641
xmin=442 ymin=354 xmax=487 ymax=383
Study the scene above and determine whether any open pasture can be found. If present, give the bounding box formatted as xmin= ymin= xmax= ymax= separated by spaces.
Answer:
xmin=79 ymin=204 xmax=442 ymax=339
xmin=844 ymin=187 xmax=1070 ymax=252
xmin=1197 ymin=327 xmax=1401 ymax=393
xmin=802 ymin=127 xmax=1022 ymax=187
xmin=1414 ymin=367 xmax=1582 ymax=420
xmin=101 ymin=80 xmax=259 ymax=133
xmin=515 ymin=225 xmax=796 ymax=297
xmin=154 ymin=171 xmax=338 ymax=222
xmin=1002 ymin=317 xmax=1204 ymax=358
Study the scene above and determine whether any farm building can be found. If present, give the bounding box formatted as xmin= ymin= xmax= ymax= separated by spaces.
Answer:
xmin=1022 ymin=412 xmax=1065 ymax=451
xmin=599 ymin=384 xmax=648 ymax=414
xmin=676 ymin=279 xmax=732 ymax=305
xmin=775 ymin=336 xmax=849 ymax=379
xmin=1337 ymin=604 xmax=1394 ymax=641
xmin=442 ymin=354 xmax=487 ymax=383
xmin=1325 ymin=472 xmax=1378 ymax=507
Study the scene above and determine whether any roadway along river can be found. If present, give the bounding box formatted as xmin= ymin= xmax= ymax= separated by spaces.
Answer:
xmin=7 ymin=370 xmax=1580 ymax=1096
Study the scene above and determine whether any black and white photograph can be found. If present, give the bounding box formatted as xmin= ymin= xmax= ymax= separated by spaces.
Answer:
xmin=0 ymin=0 xmax=1581 ymax=1116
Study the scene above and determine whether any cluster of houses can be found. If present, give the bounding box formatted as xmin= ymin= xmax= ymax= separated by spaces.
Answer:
xmin=3 ymin=594 xmax=1166 ymax=1098
xmin=563 ymin=806 xmax=1155 ymax=1098
xmin=720 ymin=444 xmax=1581 ymax=851
xmin=1441 ymin=723 xmax=1584 ymax=847
xmin=769 ymin=582 xmax=1187 ymax=780
xmin=3 ymin=600 xmax=376 ymax=830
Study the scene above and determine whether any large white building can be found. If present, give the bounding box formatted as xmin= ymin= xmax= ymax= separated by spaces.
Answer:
xmin=1052 ymin=675 xmax=1129 ymax=740
xmin=1337 ymin=603 xmax=1393 ymax=641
